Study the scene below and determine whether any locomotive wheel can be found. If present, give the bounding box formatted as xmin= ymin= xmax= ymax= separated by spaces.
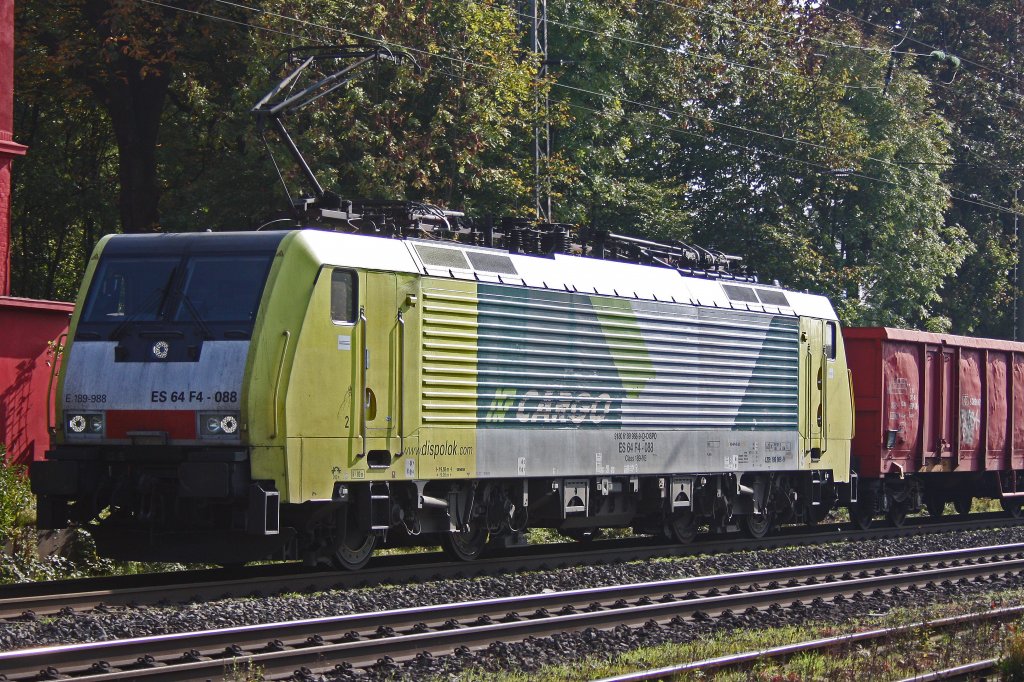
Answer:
xmin=331 ymin=529 xmax=376 ymax=570
xmin=443 ymin=520 xmax=489 ymax=561
xmin=849 ymin=504 xmax=873 ymax=531
xmin=667 ymin=511 xmax=698 ymax=544
xmin=1002 ymin=499 xmax=1024 ymax=518
xmin=953 ymin=496 xmax=973 ymax=516
xmin=886 ymin=504 xmax=908 ymax=528
xmin=741 ymin=512 xmax=772 ymax=539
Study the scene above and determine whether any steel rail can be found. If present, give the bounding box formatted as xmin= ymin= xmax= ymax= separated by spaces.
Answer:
xmin=595 ymin=607 xmax=1022 ymax=681
xmin=896 ymin=659 xmax=999 ymax=682
xmin=3 ymin=513 xmax=1023 ymax=621
xmin=3 ymin=545 xmax=1024 ymax=681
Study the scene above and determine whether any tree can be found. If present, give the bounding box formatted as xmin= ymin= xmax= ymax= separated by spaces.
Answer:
xmin=539 ymin=0 xmax=967 ymax=328
xmin=20 ymin=1 xmax=219 ymax=232
xmin=7 ymin=0 xmax=997 ymax=336
xmin=826 ymin=0 xmax=1024 ymax=337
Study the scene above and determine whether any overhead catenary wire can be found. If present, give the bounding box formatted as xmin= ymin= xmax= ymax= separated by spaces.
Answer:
xmin=560 ymin=9 xmax=1024 ymax=176
xmin=519 ymin=6 xmax=1024 ymax=179
xmin=649 ymin=0 xmax=1024 ymax=118
xmin=431 ymin=63 xmax=1024 ymax=219
xmin=509 ymin=9 xmax=884 ymax=90
xmin=826 ymin=4 xmax=1024 ymax=114
xmin=191 ymin=0 xmax=932 ymax=173
xmin=661 ymin=0 xmax=1024 ymax=94
xmin=647 ymin=0 xmax=907 ymax=56
xmin=136 ymin=0 xmax=1024 ymax=219
xmin=826 ymin=5 xmax=1019 ymax=83
xmin=140 ymin=0 xmax=888 ymax=186
xmin=134 ymin=0 xmax=306 ymax=41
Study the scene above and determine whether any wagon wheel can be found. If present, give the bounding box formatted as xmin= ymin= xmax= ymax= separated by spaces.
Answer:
xmin=953 ymin=495 xmax=973 ymax=516
xmin=849 ymin=503 xmax=873 ymax=531
xmin=330 ymin=511 xmax=377 ymax=571
xmin=1001 ymin=499 xmax=1024 ymax=518
xmin=925 ymin=493 xmax=946 ymax=518
xmin=443 ymin=518 xmax=489 ymax=561
xmin=667 ymin=511 xmax=698 ymax=544
xmin=741 ymin=511 xmax=773 ymax=539
xmin=886 ymin=504 xmax=908 ymax=528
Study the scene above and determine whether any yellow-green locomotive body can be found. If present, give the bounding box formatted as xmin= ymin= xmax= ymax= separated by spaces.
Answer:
xmin=33 ymin=229 xmax=854 ymax=565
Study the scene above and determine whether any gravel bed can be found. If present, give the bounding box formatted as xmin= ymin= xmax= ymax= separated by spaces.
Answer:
xmin=2 ymin=524 xmax=1024 ymax=656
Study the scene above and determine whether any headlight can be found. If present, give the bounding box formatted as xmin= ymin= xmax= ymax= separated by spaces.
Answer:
xmin=66 ymin=413 xmax=103 ymax=436
xmin=200 ymin=412 xmax=240 ymax=437
xmin=220 ymin=415 xmax=239 ymax=434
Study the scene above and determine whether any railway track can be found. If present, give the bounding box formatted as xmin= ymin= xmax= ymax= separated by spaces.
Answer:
xmin=595 ymin=607 xmax=1018 ymax=681
xmin=2 ymin=512 xmax=1022 ymax=621
xmin=3 ymin=542 xmax=1024 ymax=681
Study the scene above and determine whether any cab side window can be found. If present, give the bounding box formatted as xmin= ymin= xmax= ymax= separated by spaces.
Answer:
xmin=331 ymin=269 xmax=357 ymax=324
xmin=824 ymin=321 xmax=837 ymax=360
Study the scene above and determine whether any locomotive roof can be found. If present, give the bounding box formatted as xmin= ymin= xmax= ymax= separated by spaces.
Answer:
xmin=100 ymin=230 xmax=288 ymax=255
xmin=96 ymin=230 xmax=837 ymax=320
xmin=293 ymin=229 xmax=838 ymax=321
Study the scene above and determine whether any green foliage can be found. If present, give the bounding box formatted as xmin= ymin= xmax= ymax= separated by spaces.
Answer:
xmin=0 ymin=447 xmax=196 ymax=584
xmin=830 ymin=0 xmax=1024 ymax=336
xmin=1002 ymin=622 xmax=1024 ymax=682
xmin=0 ymin=451 xmax=32 ymax=543
xmin=8 ymin=0 xmax=1020 ymax=335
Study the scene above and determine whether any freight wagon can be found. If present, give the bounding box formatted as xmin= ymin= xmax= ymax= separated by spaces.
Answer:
xmin=844 ymin=327 xmax=1024 ymax=527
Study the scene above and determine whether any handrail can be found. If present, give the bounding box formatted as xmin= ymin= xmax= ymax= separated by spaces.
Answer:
xmin=820 ymin=321 xmax=829 ymax=454
xmin=269 ymin=330 xmax=291 ymax=439
xmin=848 ymin=368 xmax=856 ymax=440
xmin=397 ymin=308 xmax=405 ymax=458
xmin=804 ymin=340 xmax=812 ymax=454
xmin=359 ymin=306 xmax=368 ymax=458
xmin=45 ymin=333 xmax=68 ymax=436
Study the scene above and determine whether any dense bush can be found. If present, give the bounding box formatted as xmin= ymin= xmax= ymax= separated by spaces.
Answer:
xmin=0 ymin=447 xmax=122 ymax=582
xmin=1002 ymin=622 xmax=1024 ymax=682
xmin=0 ymin=450 xmax=32 ymax=543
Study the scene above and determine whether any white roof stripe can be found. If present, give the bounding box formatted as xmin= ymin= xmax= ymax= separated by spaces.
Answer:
xmin=294 ymin=231 xmax=837 ymax=320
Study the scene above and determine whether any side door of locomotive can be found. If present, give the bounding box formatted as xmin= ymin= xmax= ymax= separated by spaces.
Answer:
xmin=800 ymin=317 xmax=845 ymax=461
xmin=358 ymin=270 xmax=400 ymax=465
xmin=800 ymin=317 xmax=825 ymax=457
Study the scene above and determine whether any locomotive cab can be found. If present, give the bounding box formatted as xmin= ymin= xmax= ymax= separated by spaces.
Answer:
xmin=32 ymin=232 xmax=291 ymax=563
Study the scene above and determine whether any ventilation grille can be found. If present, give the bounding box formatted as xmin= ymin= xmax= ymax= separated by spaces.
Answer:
xmin=723 ymin=284 xmax=758 ymax=303
xmin=467 ymin=251 xmax=517 ymax=275
xmin=755 ymin=288 xmax=789 ymax=306
xmin=414 ymin=244 xmax=471 ymax=270
xmin=723 ymin=284 xmax=790 ymax=307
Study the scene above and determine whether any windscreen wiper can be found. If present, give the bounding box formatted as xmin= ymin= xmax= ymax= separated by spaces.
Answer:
xmin=177 ymin=294 xmax=215 ymax=341
xmin=109 ymin=267 xmax=178 ymax=340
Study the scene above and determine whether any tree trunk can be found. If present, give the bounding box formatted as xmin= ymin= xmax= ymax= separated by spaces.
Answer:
xmin=97 ymin=68 xmax=169 ymax=233
xmin=78 ymin=0 xmax=170 ymax=234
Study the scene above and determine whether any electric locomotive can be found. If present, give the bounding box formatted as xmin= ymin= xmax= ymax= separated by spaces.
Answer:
xmin=31 ymin=45 xmax=856 ymax=568
xmin=32 ymin=222 xmax=855 ymax=568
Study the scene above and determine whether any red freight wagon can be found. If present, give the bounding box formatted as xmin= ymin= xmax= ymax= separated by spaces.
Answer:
xmin=844 ymin=327 xmax=1024 ymax=522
